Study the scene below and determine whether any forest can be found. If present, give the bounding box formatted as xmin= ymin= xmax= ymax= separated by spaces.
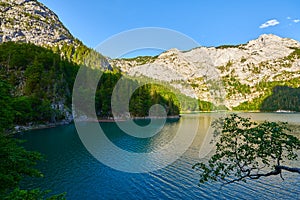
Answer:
xmin=233 ymin=78 xmax=300 ymax=111
xmin=260 ymin=86 xmax=300 ymax=112
xmin=0 ymin=42 xmax=203 ymax=131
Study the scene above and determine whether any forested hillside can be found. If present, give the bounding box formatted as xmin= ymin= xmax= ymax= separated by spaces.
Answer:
xmin=233 ymin=78 xmax=300 ymax=111
xmin=0 ymin=42 xmax=78 ymax=128
xmin=0 ymin=42 xmax=187 ymax=131
xmin=112 ymin=34 xmax=300 ymax=110
xmin=260 ymin=86 xmax=300 ymax=112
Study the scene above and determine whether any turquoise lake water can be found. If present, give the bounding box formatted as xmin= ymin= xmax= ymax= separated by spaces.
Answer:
xmin=19 ymin=113 xmax=300 ymax=199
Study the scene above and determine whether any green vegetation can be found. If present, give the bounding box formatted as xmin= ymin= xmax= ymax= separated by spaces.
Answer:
xmin=234 ymin=77 xmax=300 ymax=111
xmin=120 ymin=56 xmax=157 ymax=65
xmin=130 ymin=84 xmax=180 ymax=117
xmin=217 ymin=61 xmax=233 ymax=73
xmin=0 ymin=2 xmax=9 ymax=7
xmin=0 ymin=42 xmax=186 ymax=126
xmin=197 ymin=100 xmax=215 ymax=111
xmin=216 ymin=44 xmax=242 ymax=49
xmin=0 ymin=80 xmax=14 ymax=132
xmin=222 ymin=75 xmax=251 ymax=98
xmin=260 ymin=86 xmax=300 ymax=112
xmin=197 ymin=100 xmax=228 ymax=111
xmin=0 ymin=80 xmax=65 ymax=199
xmin=52 ymin=40 xmax=110 ymax=69
xmin=0 ymin=134 xmax=66 ymax=199
xmin=0 ymin=42 xmax=182 ymax=199
xmin=93 ymin=71 xmax=179 ymax=117
xmin=240 ymin=57 xmax=247 ymax=63
xmin=285 ymin=47 xmax=300 ymax=61
xmin=2 ymin=41 xmax=299 ymax=122
xmin=0 ymin=80 xmax=61 ymax=198
xmin=94 ymin=72 xmax=183 ymax=117
xmin=0 ymin=42 xmax=79 ymax=126
xmin=193 ymin=114 xmax=300 ymax=185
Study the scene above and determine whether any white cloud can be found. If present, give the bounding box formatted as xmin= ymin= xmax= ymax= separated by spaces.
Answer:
xmin=259 ymin=19 xmax=280 ymax=28
xmin=293 ymin=19 xmax=300 ymax=23
xmin=287 ymin=16 xmax=291 ymax=20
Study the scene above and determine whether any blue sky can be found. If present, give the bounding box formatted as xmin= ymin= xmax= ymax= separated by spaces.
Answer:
xmin=39 ymin=0 xmax=300 ymax=56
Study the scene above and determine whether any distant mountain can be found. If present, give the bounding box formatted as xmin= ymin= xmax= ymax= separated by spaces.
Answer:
xmin=111 ymin=34 xmax=300 ymax=110
xmin=0 ymin=0 xmax=111 ymax=70
xmin=1 ymin=0 xmax=299 ymax=113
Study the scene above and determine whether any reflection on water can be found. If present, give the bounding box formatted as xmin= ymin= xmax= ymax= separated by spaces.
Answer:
xmin=238 ymin=112 xmax=300 ymax=124
xmin=19 ymin=113 xmax=300 ymax=199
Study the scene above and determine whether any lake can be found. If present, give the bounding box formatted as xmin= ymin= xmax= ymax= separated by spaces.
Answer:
xmin=19 ymin=113 xmax=300 ymax=199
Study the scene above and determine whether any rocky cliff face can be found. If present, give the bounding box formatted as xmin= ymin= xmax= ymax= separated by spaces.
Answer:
xmin=0 ymin=0 xmax=75 ymax=46
xmin=0 ymin=0 xmax=112 ymax=70
xmin=1 ymin=0 xmax=299 ymax=110
xmin=111 ymin=34 xmax=300 ymax=109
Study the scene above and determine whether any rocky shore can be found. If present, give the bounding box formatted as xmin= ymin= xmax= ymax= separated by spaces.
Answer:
xmin=13 ymin=115 xmax=181 ymax=133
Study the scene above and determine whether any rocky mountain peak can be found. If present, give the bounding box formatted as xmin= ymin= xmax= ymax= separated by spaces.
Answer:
xmin=246 ymin=34 xmax=300 ymax=49
xmin=0 ymin=0 xmax=75 ymax=46
xmin=112 ymin=34 xmax=300 ymax=109
xmin=158 ymin=48 xmax=180 ymax=58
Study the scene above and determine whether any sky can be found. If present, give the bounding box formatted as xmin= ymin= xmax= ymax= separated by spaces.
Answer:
xmin=39 ymin=0 xmax=300 ymax=57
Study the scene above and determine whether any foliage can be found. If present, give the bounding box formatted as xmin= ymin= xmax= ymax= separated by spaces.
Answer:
xmin=0 ymin=42 xmax=183 ymax=126
xmin=3 ymin=188 xmax=66 ymax=200
xmin=240 ymin=57 xmax=247 ymax=63
xmin=120 ymin=56 xmax=157 ymax=65
xmin=13 ymin=96 xmax=53 ymax=125
xmin=216 ymin=44 xmax=243 ymax=49
xmin=0 ymin=42 xmax=79 ymax=125
xmin=0 ymin=134 xmax=66 ymax=199
xmin=285 ymin=47 xmax=300 ymax=61
xmin=0 ymin=80 xmax=14 ymax=132
xmin=197 ymin=100 xmax=228 ymax=111
xmin=260 ymin=86 xmax=300 ymax=112
xmin=94 ymin=71 xmax=181 ymax=117
xmin=233 ymin=77 xmax=300 ymax=111
xmin=193 ymin=114 xmax=300 ymax=185
xmin=54 ymin=41 xmax=110 ymax=70
xmin=0 ymin=134 xmax=42 ymax=194
xmin=222 ymin=75 xmax=251 ymax=98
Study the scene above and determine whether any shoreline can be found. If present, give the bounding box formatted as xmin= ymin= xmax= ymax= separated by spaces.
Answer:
xmin=12 ymin=115 xmax=181 ymax=134
xmin=181 ymin=110 xmax=300 ymax=114
xmin=13 ymin=120 xmax=73 ymax=134
xmin=78 ymin=115 xmax=181 ymax=123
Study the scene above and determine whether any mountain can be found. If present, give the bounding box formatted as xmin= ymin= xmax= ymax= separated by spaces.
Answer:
xmin=0 ymin=1 xmax=181 ymax=129
xmin=0 ymin=0 xmax=74 ymax=46
xmin=0 ymin=42 xmax=181 ymax=131
xmin=0 ymin=0 xmax=111 ymax=70
xmin=0 ymin=0 xmax=109 ymax=130
xmin=0 ymin=0 xmax=300 ymax=115
xmin=111 ymin=34 xmax=300 ymax=110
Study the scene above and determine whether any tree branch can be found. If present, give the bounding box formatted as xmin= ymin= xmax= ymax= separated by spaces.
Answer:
xmin=277 ymin=165 xmax=300 ymax=173
xmin=223 ymin=165 xmax=300 ymax=185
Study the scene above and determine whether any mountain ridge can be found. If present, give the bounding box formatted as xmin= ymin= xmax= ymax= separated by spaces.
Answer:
xmin=111 ymin=34 xmax=300 ymax=109
xmin=0 ymin=0 xmax=75 ymax=46
xmin=0 ymin=0 xmax=112 ymax=70
xmin=0 ymin=0 xmax=299 ymax=111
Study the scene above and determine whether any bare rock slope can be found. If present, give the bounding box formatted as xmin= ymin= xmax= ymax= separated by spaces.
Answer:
xmin=0 ymin=0 xmax=75 ymax=46
xmin=112 ymin=34 xmax=300 ymax=109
